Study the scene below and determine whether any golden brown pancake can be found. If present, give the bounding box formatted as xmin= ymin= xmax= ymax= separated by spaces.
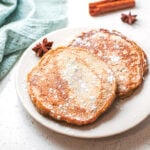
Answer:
xmin=69 ymin=29 xmax=148 ymax=98
xmin=27 ymin=47 xmax=116 ymax=125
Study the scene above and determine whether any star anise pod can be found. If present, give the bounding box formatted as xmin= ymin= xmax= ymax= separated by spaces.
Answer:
xmin=32 ymin=38 xmax=53 ymax=57
xmin=121 ymin=12 xmax=137 ymax=25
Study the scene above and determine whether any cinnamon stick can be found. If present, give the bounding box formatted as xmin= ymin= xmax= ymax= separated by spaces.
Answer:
xmin=89 ymin=0 xmax=135 ymax=16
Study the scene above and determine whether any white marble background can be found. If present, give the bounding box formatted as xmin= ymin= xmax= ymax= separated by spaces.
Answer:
xmin=0 ymin=0 xmax=150 ymax=149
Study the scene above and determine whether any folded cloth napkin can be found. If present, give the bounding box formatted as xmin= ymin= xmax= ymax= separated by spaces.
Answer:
xmin=0 ymin=0 xmax=68 ymax=80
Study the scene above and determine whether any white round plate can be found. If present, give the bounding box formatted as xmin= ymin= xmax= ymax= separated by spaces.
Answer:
xmin=16 ymin=27 xmax=150 ymax=138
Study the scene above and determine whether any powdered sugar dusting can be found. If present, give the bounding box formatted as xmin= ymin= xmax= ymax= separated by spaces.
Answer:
xmin=60 ymin=58 xmax=100 ymax=109
xmin=109 ymin=55 xmax=120 ymax=62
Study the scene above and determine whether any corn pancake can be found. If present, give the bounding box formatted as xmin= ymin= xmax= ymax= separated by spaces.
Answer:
xmin=27 ymin=47 xmax=116 ymax=125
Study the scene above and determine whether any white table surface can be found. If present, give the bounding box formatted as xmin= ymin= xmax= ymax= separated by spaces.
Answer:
xmin=0 ymin=0 xmax=150 ymax=149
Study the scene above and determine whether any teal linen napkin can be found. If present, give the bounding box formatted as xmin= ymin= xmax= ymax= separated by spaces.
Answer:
xmin=0 ymin=0 xmax=68 ymax=80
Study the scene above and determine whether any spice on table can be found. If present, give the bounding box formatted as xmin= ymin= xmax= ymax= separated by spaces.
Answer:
xmin=89 ymin=0 xmax=135 ymax=16
xmin=32 ymin=38 xmax=53 ymax=57
xmin=121 ymin=12 xmax=137 ymax=25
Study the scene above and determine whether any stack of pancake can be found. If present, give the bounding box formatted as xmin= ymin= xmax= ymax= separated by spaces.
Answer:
xmin=27 ymin=29 xmax=148 ymax=125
